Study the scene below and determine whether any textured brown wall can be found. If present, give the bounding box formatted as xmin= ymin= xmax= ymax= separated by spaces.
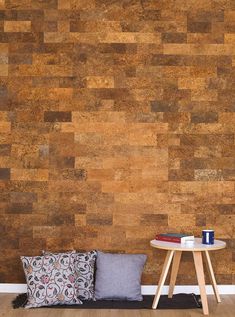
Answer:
xmin=0 ymin=0 xmax=235 ymax=285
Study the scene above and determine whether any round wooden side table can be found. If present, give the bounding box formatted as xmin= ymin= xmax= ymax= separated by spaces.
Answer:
xmin=150 ymin=238 xmax=226 ymax=315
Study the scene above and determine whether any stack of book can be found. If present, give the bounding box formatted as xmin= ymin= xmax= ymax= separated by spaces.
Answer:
xmin=155 ymin=233 xmax=194 ymax=244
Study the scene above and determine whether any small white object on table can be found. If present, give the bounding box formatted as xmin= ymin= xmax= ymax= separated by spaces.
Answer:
xmin=150 ymin=238 xmax=226 ymax=315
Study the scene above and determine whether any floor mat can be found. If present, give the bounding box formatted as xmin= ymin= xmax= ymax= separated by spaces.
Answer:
xmin=12 ymin=293 xmax=202 ymax=309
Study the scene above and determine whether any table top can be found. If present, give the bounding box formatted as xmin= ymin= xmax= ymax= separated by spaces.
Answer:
xmin=150 ymin=238 xmax=226 ymax=251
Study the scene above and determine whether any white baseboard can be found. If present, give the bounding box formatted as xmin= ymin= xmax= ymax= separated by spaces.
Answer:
xmin=0 ymin=284 xmax=27 ymax=293
xmin=0 ymin=283 xmax=234 ymax=294
xmin=141 ymin=285 xmax=235 ymax=295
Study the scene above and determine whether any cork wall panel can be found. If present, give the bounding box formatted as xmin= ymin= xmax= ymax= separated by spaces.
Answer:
xmin=0 ymin=0 xmax=235 ymax=285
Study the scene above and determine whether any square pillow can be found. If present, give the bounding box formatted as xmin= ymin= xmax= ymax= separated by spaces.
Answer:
xmin=95 ymin=251 xmax=147 ymax=301
xmin=21 ymin=253 xmax=83 ymax=308
xmin=43 ymin=250 xmax=97 ymax=301
xmin=74 ymin=250 xmax=97 ymax=300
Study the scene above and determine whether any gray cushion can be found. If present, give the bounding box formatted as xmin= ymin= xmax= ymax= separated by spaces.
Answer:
xmin=95 ymin=251 xmax=147 ymax=301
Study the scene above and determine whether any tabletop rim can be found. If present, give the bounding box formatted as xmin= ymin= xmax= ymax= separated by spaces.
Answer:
xmin=150 ymin=238 xmax=226 ymax=251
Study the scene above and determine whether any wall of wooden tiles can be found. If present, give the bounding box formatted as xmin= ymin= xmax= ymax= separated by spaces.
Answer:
xmin=0 ymin=0 xmax=234 ymax=285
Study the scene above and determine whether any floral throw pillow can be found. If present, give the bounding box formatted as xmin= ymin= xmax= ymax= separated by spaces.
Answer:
xmin=21 ymin=253 xmax=83 ymax=308
xmin=74 ymin=250 xmax=97 ymax=300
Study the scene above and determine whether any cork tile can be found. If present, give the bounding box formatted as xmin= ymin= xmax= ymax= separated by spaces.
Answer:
xmin=4 ymin=21 xmax=31 ymax=32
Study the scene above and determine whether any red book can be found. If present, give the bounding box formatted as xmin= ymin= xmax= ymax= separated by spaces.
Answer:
xmin=155 ymin=235 xmax=181 ymax=243
xmin=155 ymin=233 xmax=194 ymax=244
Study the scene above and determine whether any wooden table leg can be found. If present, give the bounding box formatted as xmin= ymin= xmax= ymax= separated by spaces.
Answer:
xmin=168 ymin=251 xmax=182 ymax=298
xmin=152 ymin=250 xmax=174 ymax=309
xmin=193 ymin=251 xmax=209 ymax=315
xmin=204 ymin=250 xmax=221 ymax=303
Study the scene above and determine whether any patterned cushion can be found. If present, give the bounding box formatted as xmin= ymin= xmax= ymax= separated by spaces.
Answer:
xmin=21 ymin=253 xmax=83 ymax=308
xmin=74 ymin=250 xmax=97 ymax=300
xmin=42 ymin=250 xmax=97 ymax=301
